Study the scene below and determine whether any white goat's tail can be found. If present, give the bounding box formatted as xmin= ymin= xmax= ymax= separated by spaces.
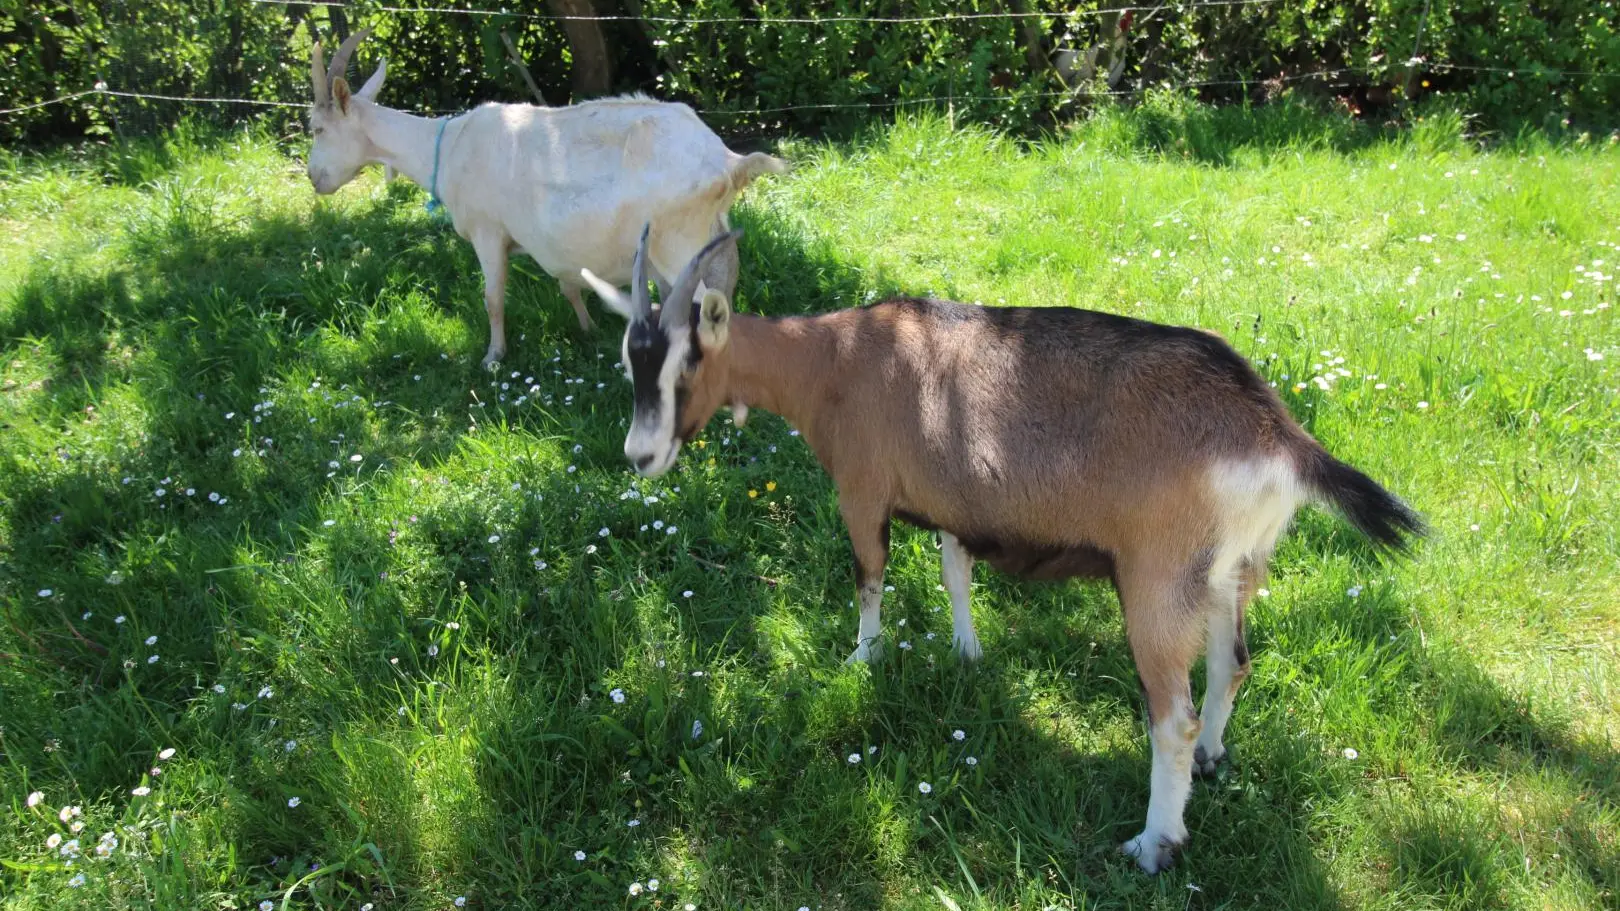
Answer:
xmin=729 ymin=152 xmax=789 ymax=191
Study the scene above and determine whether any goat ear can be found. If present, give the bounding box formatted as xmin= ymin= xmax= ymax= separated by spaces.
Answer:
xmin=332 ymin=76 xmax=352 ymax=115
xmin=697 ymin=287 xmax=731 ymax=349
xmin=579 ymin=268 xmax=637 ymax=320
xmin=357 ymin=57 xmax=387 ymax=100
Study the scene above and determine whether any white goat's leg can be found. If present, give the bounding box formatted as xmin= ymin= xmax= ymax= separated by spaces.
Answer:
xmin=472 ymin=233 xmax=509 ymax=370
xmin=1194 ymin=561 xmax=1253 ymax=776
xmin=939 ymin=532 xmax=983 ymax=661
xmin=1118 ymin=566 xmax=1202 ymax=875
xmin=558 ymin=278 xmax=595 ymax=332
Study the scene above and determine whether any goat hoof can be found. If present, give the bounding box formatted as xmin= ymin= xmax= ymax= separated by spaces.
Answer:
xmin=1193 ymin=744 xmax=1228 ymax=778
xmin=1122 ymin=832 xmax=1182 ymax=875
xmin=845 ymin=642 xmax=880 ymax=665
xmin=952 ymin=636 xmax=984 ymax=662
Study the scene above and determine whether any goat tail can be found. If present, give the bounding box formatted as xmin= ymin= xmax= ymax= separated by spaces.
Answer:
xmin=729 ymin=151 xmax=790 ymax=190
xmin=1294 ymin=436 xmax=1425 ymax=552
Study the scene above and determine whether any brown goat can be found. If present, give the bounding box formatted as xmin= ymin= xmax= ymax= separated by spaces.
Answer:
xmin=583 ymin=229 xmax=1423 ymax=873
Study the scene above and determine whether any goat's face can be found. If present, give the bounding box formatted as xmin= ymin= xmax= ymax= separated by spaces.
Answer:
xmin=581 ymin=227 xmax=743 ymax=477
xmin=307 ymin=30 xmax=385 ymax=195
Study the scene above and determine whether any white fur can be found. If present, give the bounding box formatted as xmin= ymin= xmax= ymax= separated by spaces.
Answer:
xmin=1207 ymin=455 xmax=1302 ymax=583
xmin=1194 ymin=580 xmax=1241 ymax=766
xmin=1124 ymin=703 xmax=1200 ymax=874
xmin=940 ymin=532 xmax=983 ymax=661
xmin=848 ymin=581 xmax=884 ymax=664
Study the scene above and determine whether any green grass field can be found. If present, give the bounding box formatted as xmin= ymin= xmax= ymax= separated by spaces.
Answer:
xmin=1 ymin=103 xmax=1616 ymax=910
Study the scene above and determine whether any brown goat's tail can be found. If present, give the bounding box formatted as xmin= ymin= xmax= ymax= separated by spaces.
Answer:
xmin=1296 ymin=439 xmax=1425 ymax=552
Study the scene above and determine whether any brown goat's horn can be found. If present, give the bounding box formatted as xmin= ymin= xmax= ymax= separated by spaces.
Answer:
xmin=662 ymin=230 xmax=743 ymax=330
xmin=326 ymin=26 xmax=372 ymax=88
xmin=630 ymin=223 xmax=653 ymax=318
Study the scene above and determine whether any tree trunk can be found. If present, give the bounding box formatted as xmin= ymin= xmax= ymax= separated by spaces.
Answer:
xmin=546 ymin=0 xmax=613 ymax=100
xmin=1009 ymin=0 xmax=1047 ymax=77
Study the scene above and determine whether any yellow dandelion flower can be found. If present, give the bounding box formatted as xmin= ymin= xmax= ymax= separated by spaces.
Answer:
xmin=748 ymin=489 xmax=758 ymax=498
xmin=695 ymin=439 xmax=707 ymax=449
xmin=765 ymin=481 xmax=777 ymax=492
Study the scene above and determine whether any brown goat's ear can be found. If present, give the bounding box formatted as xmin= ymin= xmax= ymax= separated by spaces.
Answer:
xmin=697 ymin=286 xmax=731 ymax=349
xmin=332 ymin=77 xmax=352 ymax=115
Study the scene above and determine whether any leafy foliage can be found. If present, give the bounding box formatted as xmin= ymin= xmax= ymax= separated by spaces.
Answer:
xmin=3 ymin=2 xmax=1619 ymax=148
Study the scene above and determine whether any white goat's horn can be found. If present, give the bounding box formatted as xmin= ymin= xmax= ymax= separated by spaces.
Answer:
xmin=326 ymin=26 xmax=372 ymax=88
xmin=661 ymin=230 xmax=743 ymax=330
xmin=311 ymin=39 xmax=329 ymax=106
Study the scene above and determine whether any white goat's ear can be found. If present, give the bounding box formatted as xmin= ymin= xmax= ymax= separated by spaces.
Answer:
xmin=697 ymin=287 xmax=731 ymax=349
xmin=580 ymin=268 xmax=636 ymax=320
xmin=332 ymin=76 xmax=353 ymax=115
xmin=357 ymin=57 xmax=387 ymax=100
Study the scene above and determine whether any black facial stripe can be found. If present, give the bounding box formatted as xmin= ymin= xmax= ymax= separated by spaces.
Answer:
xmin=626 ymin=320 xmax=670 ymax=418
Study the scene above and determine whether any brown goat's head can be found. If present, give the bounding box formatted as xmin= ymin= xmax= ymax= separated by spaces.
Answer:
xmin=581 ymin=225 xmax=743 ymax=476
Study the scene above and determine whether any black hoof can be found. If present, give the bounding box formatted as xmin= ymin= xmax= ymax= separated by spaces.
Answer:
xmin=1193 ymin=744 xmax=1229 ymax=778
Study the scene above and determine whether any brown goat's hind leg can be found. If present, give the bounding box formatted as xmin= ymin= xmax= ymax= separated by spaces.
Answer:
xmin=1194 ymin=558 xmax=1258 ymax=777
xmin=1118 ymin=565 xmax=1203 ymax=875
xmin=840 ymin=497 xmax=889 ymax=664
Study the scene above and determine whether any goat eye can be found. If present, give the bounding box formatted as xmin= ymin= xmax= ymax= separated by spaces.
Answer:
xmin=312 ymin=126 xmax=324 ymax=136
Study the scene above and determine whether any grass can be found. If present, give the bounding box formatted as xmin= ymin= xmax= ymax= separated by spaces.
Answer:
xmin=0 ymin=103 xmax=1616 ymax=910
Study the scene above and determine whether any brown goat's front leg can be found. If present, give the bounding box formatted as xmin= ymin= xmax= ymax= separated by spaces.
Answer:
xmin=940 ymin=532 xmax=983 ymax=661
xmin=472 ymin=233 xmax=509 ymax=370
xmin=840 ymin=497 xmax=889 ymax=664
xmin=1118 ymin=564 xmax=1204 ymax=875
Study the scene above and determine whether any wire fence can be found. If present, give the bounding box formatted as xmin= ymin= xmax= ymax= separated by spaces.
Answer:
xmin=5 ymin=60 xmax=1605 ymax=121
xmin=2 ymin=1 xmax=1614 ymax=136
xmin=242 ymin=0 xmax=1288 ymax=25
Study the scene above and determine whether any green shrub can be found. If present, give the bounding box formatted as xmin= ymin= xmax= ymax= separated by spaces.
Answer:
xmin=2 ymin=0 xmax=1617 ymax=146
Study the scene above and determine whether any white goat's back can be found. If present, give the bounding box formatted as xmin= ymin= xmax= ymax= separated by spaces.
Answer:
xmin=441 ymin=96 xmax=758 ymax=286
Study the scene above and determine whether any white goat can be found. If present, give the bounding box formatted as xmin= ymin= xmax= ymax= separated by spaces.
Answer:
xmin=305 ymin=29 xmax=786 ymax=368
xmin=586 ymin=230 xmax=1424 ymax=875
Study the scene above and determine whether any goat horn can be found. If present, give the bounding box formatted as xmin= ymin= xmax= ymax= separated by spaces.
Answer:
xmin=311 ymin=39 xmax=329 ymax=106
xmin=326 ymin=26 xmax=372 ymax=88
xmin=661 ymin=229 xmax=743 ymax=330
xmin=631 ymin=223 xmax=653 ymax=318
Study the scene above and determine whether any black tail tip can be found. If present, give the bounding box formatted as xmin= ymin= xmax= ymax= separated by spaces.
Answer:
xmin=1309 ymin=455 xmax=1426 ymax=553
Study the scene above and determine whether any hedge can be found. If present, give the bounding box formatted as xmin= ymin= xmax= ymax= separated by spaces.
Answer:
xmin=2 ymin=1 xmax=1617 ymax=145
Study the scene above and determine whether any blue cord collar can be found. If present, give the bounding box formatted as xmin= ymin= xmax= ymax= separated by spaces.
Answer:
xmin=426 ymin=115 xmax=451 ymax=219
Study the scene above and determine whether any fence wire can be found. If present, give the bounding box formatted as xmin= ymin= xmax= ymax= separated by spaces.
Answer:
xmin=1 ymin=0 xmax=1612 ymax=129
xmin=244 ymin=0 xmax=1286 ymax=25
xmin=6 ymin=60 xmax=1607 ymax=122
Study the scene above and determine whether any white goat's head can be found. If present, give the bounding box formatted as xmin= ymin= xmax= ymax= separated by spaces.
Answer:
xmin=307 ymin=28 xmax=387 ymax=195
xmin=581 ymin=225 xmax=743 ymax=477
